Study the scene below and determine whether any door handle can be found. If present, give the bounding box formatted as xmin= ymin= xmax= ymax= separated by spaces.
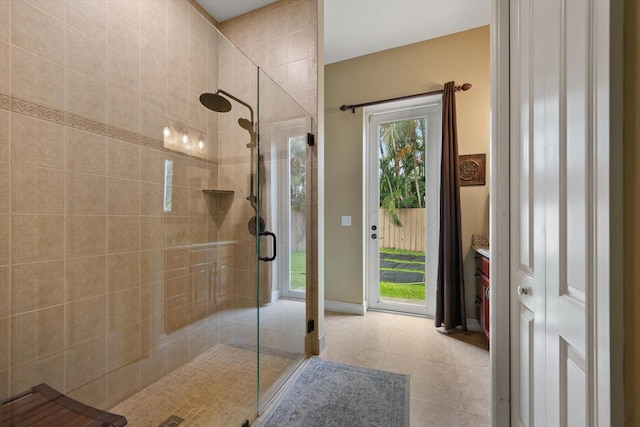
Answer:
xmin=259 ymin=231 xmax=277 ymax=262
xmin=517 ymin=285 xmax=529 ymax=296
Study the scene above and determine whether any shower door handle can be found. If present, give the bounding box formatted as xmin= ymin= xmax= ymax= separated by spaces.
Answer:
xmin=259 ymin=231 xmax=277 ymax=262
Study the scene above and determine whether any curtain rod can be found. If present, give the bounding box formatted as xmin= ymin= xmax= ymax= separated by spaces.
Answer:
xmin=339 ymin=82 xmax=472 ymax=113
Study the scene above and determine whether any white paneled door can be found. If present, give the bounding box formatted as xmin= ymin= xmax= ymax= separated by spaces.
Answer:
xmin=509 ymin=0 xmax=621 ymax=425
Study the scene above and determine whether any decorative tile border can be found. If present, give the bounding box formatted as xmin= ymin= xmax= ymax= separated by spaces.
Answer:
xmin=0 ymin=92 xmax=218 ymax=165
xmin=106 ymin=126 xmax=139 ymax=145
xmin=12 ymin=97 xmax=65 ymax=125
xmin=0 ymin=94 xmax=10 ymax=111
xmin=66 ymin=112 xmax=106 ymax=135
xmin=140 ymin=136 xmax=165 ymax=151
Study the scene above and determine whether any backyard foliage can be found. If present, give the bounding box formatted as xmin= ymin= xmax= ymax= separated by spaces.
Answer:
xmin=290 ymin=136 xmax=307 ymax=212
xmin=290 ymin=250 xmax=306 ymax=291
xmin=379 ymin=118 xmax=426 ymax=227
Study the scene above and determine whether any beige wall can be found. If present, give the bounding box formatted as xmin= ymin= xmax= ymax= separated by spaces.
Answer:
xmin=324 ymin=26 xmax=490 ymax=318
xmin=624 ymin=0 xmax=639 ymax=423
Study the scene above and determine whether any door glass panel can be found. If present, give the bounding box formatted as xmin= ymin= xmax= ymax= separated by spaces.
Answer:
xmin=289 ymin=135 xmax=307 ymax=296
xmin=378 ymin=118 xmax=427 ymax=306
xmin=366 ymin=99 xmax=441 ymax=317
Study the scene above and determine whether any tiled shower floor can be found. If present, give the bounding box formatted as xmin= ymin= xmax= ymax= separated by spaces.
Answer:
xmin=109 ymin=298 xmax=306 ymax=426
xmin=110 ymin=343 xmax=296 ymax=427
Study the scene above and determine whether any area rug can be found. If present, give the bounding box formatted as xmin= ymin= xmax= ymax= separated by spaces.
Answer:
xmin=261 ymin=357 xmax=410 ymax=427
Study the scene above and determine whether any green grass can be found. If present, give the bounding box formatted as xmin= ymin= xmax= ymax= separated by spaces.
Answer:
xmin=382 ymin=258 xmax=425 ymax=267
xmin=379 ymin=248 xmax=426 ymax=300
xmin=291 ymin=248 xmax=426 ymax=298
xmin=290 ymin=250 xmax=306 ymax=291
xmin=380 ymin=266 xmax=424 ymax=273
xmin=380 ymin=282 xmax=425 ymax=300
xmin=380 ymin=248 xmax=425 ymax=257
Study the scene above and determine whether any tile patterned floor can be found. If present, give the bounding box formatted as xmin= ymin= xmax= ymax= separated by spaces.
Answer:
xmin=319 ymin=311 xmax=491 ymax=427
xmin=110 ymin=299 xmax=306 ymax=427
xmin=111 ymin=306 xmax=490 ymax=427
xmin=111 ymin=344 xmax=289 ymax=427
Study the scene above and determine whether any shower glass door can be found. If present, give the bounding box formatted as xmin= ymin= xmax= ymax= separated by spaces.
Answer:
xmin=256 ymin=69 xmax=311 ymax=411
xmin=206 ymin=34 xmax=262 ymax=425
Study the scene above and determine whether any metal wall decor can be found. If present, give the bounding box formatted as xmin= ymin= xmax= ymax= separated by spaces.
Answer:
xmin=458 ymin=153 xmax=486 ymax=186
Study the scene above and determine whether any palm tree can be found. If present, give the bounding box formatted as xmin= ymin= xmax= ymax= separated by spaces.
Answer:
xmin=379 ymin=118 xmax=426 ymax=228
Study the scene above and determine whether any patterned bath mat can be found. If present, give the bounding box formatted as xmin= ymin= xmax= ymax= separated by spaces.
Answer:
xmin=260 ymin=357 xmax=410 ymax=427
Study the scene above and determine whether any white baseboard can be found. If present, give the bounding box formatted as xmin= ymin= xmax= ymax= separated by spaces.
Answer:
xmin=324 ymin=300 xmax=367 ymax=315
xmin=466 ymin=318 xmax=481 ymax=332
xmin=323 ymin=301 xmax=479 ymax=329
xmin=270 ymin=290 xmax=279 ymax=303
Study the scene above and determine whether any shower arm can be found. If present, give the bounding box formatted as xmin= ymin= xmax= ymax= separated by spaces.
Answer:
xmin=213 ymin=90 xmax=258 ymax=213
xmin=216 ymin=89 xmax=254 ymax=125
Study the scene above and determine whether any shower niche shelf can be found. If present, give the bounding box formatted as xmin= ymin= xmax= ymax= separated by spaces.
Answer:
xmin=202 ymin=189 xmax=234 ymax=195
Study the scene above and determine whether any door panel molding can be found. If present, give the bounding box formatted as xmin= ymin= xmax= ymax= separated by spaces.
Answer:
xmin=502 ymin=0 xmax=624 ymax=425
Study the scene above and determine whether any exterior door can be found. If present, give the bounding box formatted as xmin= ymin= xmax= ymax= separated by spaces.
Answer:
xmin=365 ymin=97 xmax=441 ymax=316
xmin=509 ymin=0 xmax=622 ymax=425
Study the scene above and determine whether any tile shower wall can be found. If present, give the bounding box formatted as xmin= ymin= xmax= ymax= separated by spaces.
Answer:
xmin=218 ymin=1 xmax=319 ymax=340
xmin=219 ymin=0 xmax=318 ymax=120
xmin=0 ymin=0 xmax=242 ymax=409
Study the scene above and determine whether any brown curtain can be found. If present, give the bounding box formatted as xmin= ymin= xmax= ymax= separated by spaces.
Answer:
xmin=435 ymin=81 xmax=467 ymax=331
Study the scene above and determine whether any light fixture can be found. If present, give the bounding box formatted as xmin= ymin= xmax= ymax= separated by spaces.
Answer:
xmin=162 ymin=119 xmax=207 ymax=160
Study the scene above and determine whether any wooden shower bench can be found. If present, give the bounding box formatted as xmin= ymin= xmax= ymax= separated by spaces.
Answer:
xmin=1 ymin=383 xmax=127 ymax=426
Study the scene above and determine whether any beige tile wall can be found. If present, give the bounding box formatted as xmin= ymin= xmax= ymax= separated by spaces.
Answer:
xmin=219 ymin=0 xmax=318 ymax=121
xmin=0 ymin=0 xmax=235 ymax=408
xmin=218 ymin=0 xmax=319 ymax=353
xmin=0 ymin=0 xmax=317 ymax=410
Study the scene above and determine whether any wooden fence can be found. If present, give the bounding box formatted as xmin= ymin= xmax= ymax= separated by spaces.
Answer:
xmin=379 ymin=208 xmax=426 ymax=252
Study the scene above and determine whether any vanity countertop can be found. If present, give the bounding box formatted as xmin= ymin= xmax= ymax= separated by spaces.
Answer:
xmin=475 ymin=247 xmax=490 ymax=259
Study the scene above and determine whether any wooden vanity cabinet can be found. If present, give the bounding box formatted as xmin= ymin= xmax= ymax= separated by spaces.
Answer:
xmin=475 ymin=253 xmax=490 ymax=341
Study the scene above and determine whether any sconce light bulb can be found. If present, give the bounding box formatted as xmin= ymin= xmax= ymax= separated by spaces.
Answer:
xmin=182 ymin=132 xmax=188 ymax=144
xmin=198 ymin=139 xmax=204 ymax=150
xmin=163 ymin=126 xmax=170 ymax=138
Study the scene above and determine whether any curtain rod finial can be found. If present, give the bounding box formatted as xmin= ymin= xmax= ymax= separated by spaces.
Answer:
xmin=461 ymin=83 xmax=472 ymax=91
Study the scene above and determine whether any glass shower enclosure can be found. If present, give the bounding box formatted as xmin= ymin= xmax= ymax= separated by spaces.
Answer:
xmin=0 ymin=2 xmax=309 ymax=426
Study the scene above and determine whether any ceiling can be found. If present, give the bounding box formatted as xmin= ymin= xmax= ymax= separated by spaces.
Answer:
xmin=196 ymin=0 xmax=491 ymax=64
xmin=196 ymin=0 xmax=279 ymax=22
